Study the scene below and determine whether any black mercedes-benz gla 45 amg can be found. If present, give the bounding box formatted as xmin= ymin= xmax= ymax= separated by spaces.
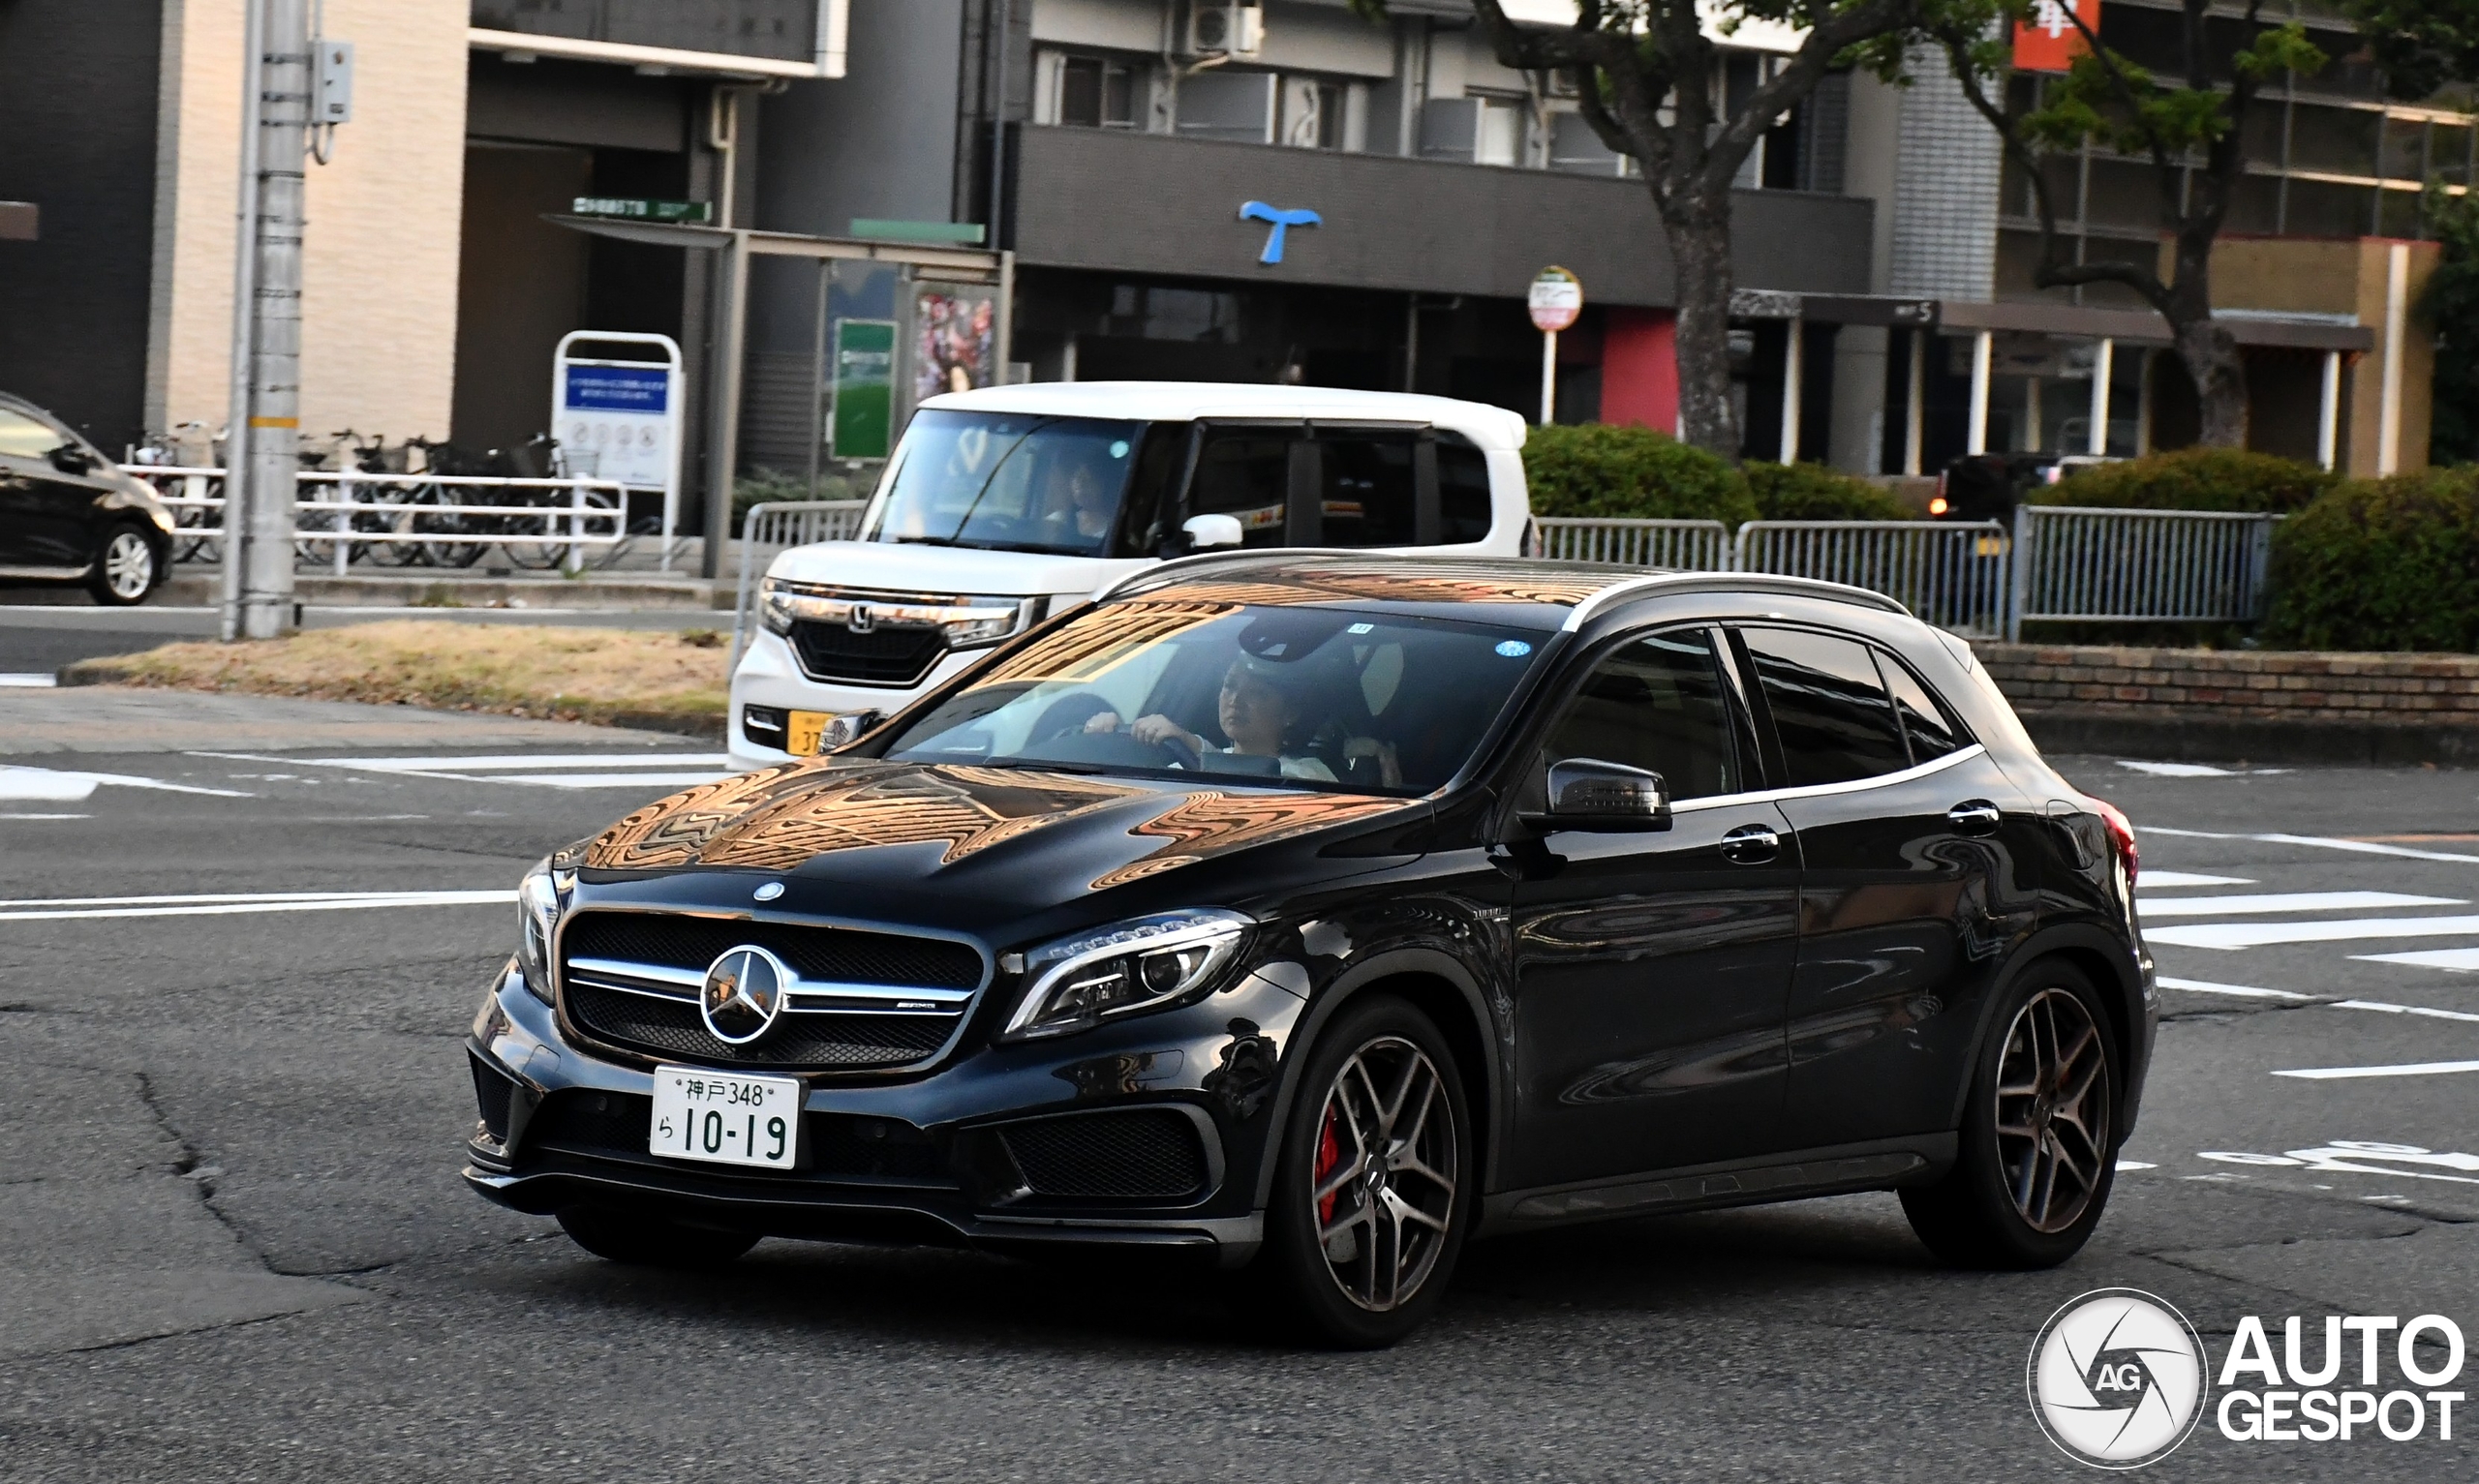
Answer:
xmin=465 ymin=553 xmax=2152 ymax=1347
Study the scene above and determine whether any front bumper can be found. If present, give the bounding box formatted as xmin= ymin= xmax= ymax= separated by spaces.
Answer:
xmin=463 ymin=957 xmax=1303 ymax=1266
xmin=726 ymin=629 xmax=981 ymax=769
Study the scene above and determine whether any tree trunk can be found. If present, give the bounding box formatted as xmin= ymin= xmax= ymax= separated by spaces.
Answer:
xmin=1664 ymin=191 xmax=1741 ymax=460
xmin=2165 ymin=239 xmax=2247 ymax=446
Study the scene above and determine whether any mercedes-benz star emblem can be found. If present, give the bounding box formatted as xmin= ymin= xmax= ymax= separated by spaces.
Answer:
xmin=700 ymin=944 xmax=790 ymax=1045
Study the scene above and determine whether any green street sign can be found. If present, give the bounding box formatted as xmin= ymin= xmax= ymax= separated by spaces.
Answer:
xmin=572 ymin=197 xmax=713 ymax=224
xmin=830 ymin=318 xmax=897 ymax=460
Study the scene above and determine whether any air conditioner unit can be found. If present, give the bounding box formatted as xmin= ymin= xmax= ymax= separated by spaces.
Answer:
xmin=1188 ymin=1 xmax=1264 ymax=59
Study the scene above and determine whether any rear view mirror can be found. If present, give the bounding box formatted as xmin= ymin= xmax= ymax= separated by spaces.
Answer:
xmin=1181 ymin=513 xmax=1243 ymax=552
xmin=1524 ymin=758 xmax=1672 ymax=833
xmin=47 ymin=443 xmax=96 ymax=475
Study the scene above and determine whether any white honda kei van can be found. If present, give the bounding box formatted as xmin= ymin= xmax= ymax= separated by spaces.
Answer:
xmin=728 ymin=381 xmax=1533 ymax=769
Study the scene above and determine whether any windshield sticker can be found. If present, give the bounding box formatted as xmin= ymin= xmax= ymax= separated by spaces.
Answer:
xmin=1109 ymin=439 xmax=1130 ymax=459
xmin=1496 ymin=640 xmax=1533 ymax=657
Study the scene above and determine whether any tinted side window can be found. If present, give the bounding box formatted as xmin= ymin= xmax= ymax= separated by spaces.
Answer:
xmin=1535 ymin=628 xmax=1742 ymax=803
xmin=1109 ymin=424 xmax=1185 ymax=557
xmin=1740 ymin=627 xmax=1911 ymax=787
xmin=1880 ymin=655 xmax=1968 ymax=763
xmin=1437 ymin=436 xmax=1492 ymax=544
xmin=1317 ymin=434 xmax=1417 ymax=547
xmin=1189 ymin=432 xmax=1292 ymax=548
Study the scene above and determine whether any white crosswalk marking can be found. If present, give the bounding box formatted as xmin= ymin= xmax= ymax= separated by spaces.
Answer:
xmin=0 ymin=765 xmax=252 ymax=801
xmin=2137 ymin=871 xmax=2255 ymax=889
xmin=2273 ymin=1059 xmax=2479 ymax=1080
xmin=2333 ymin=999 xmax=2479 ymax=1024
xmin=0 ymin=889 xmax=513 ymax=923
xmin=2137 ymin=891 xmax=2464 ymax=918
xmin=2156 ymin=977 xmax=2312 ymax=1000
xmin=2141 ymin=826 xmax=2479 ymax=865
xmin=2353 ymin=947 xmax=2479 ymax=972
xmin=486 ymin=772 xmax=737 ymax=790
xmin=2148 ymin=914 xmax=2479 ymax=951
xmin=190 ymin=750 xmax=735 ymax=790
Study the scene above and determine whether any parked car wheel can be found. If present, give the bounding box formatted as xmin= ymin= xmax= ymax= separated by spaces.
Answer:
xmin=1901 ymin=959 xmax=2120 ymax=1268
xmin=1255 ymin=995 xmax=1473 ymax=1348
xmin=88 ymin=522 xmax=162 ymax=606
xmin=556 ymin=1204 xmax=760 ymax=1269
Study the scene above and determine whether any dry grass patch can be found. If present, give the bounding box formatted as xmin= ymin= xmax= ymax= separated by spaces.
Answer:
xmin=65 ymin=620 xmax=732 ymax=733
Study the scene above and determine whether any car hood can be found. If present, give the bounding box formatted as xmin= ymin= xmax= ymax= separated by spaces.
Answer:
xmin=580 ymin=759 xmax=1415 ymax=914
xmin=769 ymin=540 xmax=1152 ymax=601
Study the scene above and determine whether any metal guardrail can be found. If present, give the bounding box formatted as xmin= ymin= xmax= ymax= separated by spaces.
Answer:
xmin=1737 ymin=520 xmax=2014 ymax=638
xmin=124 ymin=466 xmax=629 ymax=574
xmin=729 ymin=500 xmax=870 ymax=664
xmin=1533 ymin=517 xmax=1732 ymax=569
xmin=1537 ymin=508 xmax=2278 ymax=641
xmin=2009 ymin=504 xmax=2280 ymax=640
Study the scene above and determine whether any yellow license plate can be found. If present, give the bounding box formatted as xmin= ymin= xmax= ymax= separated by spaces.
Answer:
xmin=786 ymin=710 xmax=833 ymax=756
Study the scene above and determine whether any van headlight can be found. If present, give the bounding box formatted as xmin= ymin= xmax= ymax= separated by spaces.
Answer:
xmin=514 ymin=856 xmax=574 ymax=1003
xmin=998 ymin=909 xmax=1252 ymax=1041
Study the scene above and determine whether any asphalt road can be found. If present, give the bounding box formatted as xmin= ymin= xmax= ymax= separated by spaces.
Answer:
xmin=2 ymin=692 xmax=2475 ymax=1481
xmin=0 ymin=604 xmax=724 ymax=676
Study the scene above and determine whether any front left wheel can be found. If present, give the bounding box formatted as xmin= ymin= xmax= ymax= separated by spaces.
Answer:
xmin=1254 ymin=995 xmax=1473 ymax=1348
xmin=89 ymin=523 xmax=161 ymax=606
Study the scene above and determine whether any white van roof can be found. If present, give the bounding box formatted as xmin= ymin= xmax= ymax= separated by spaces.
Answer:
xmin=918 ymin=380 xmax=1531 ymax=452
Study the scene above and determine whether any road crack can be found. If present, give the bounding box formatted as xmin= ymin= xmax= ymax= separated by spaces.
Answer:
xmin=131 ymin=1069 xmax=278 ymax=1274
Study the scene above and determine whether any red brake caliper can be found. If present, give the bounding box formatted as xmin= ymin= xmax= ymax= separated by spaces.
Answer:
xmin=1314 ymin=1104 xmax=1342 ymax=1226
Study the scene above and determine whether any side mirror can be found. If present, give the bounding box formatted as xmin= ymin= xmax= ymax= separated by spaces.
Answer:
xmin=1522 ymin=758 xmax=1671 ymax=833
xmin=818 ymin=710 xmax=885 ymax=752
xmin=1180 ymin=513 xmax=1244 ymax=552
xmin=47 ymin=443 xmax=96 ymax=475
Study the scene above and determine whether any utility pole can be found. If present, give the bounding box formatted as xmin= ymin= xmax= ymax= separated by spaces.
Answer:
xmin=224 ymin=0 xmax=310 ymax=641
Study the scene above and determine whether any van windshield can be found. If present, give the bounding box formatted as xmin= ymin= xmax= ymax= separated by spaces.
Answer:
xmin=862 ymin=410 xmax=1148 ymax=557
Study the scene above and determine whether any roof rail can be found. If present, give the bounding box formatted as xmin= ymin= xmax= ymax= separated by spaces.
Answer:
xmin=1560 ymin=571 xmax=1912 ymax=631
xmin=1091 ymin=547 xmax=1374 ymax=604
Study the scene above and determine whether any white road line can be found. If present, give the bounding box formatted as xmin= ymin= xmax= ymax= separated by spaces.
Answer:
xmin=291 ymin=753 xmax=731 ymax=772
xmin=2136 ymin=891 xmax=2464 ymax=918
xmin=0 ymin=766 xmax=251 ymax=801
xmin=2141 ymin=826 xmax=2479 ymax=865
xmin=2114 ymin=760 xmax=2296 ymax=777
xmin=487 ymin=772 xmax=731 ymax=790
xmin=0 ymin=890 xmax=491 ymax=908
xmin=2354 ymin=947 xmax=2479 ymax=973
xmin=2273 ymin=1059 xmax=2479 ymax=1080
xmin=2333 ymin=998 xmax=2479 ymax=1024
xmin=0 ymin=673 xmax=58 ymax=687
xmin=2157 ymin=977 xmax=2313 ymax=1000
xmin=2137 ymin=871 xmax=2255 ymax=889
xmin=0 ymin=890 xmax=514 ymax=923
xmin=2147 ymin=914 xmax=2479 ymax=951
xmin=0 ymin=813 xmax=88 ymax=820
xmin=2116 ymin=1161 xmax=2158 ymax=1171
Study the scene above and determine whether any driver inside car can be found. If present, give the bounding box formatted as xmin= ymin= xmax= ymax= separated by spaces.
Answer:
xmin=1084 ymin=656 xmax=1342 ymax=781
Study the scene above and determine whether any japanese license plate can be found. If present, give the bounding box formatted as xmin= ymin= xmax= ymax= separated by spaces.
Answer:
xmin=650 ymin=1067 xmax=802 ymax=1169
xmin=786 ymin=709 xmax=833 ymax=756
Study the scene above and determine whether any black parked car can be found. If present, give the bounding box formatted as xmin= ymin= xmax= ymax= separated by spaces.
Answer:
xmin=466 ymin=554 xmax=2152 ymax=1347
xmin=0 ymin=394 xmax=172 ymax=604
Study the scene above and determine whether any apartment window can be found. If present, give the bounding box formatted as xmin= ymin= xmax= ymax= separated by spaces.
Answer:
xmin=1420 ymin=96 xmax=1526 ymax=167
xmin=1059 ymin=56 xmax=1137 ymax=130
xmin=1282 ymin=77 xmax=1346 ymax=149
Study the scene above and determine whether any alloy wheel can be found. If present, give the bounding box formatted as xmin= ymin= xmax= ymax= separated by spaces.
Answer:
xmin=103 ymin=531 xmax=155 ymax=599
xmin=1309 ymin=1035 xmax=1457 ymax=1312
xmin=1994 ymin=987 xmax=2112 ymax=1234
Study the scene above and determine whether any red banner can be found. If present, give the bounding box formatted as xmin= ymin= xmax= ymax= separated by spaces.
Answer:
xmin=2014 ymin=0 xmax=2098 ymax=73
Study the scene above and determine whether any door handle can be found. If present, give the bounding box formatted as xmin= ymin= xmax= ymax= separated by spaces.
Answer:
xmin=1719 ymin=823 xmax=1780 ymax=864
xmin=1947 ymin=800 xmax=2003 ymax=836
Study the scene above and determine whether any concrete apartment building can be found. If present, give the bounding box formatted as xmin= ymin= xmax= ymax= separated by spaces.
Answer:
xmin=0 ymin=0 xmax=2448 ymax=522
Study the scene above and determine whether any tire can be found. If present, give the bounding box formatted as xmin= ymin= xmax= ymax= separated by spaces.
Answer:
xmin=1252 ymin=995 xmax=1474 ymax=1348
xmin=88 ymin=522 xmax=162 ymax=606
xmin=557 ymin=1204 xmax=759 ymax=1269
xmin=1902 ymin=958 xmax=2121 ymax=1268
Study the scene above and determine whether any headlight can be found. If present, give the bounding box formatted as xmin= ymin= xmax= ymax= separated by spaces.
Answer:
xmin=999 ymin=908 xmax=1252 ymax=1042
xmin=514 ymin=856 xmax=573 ymax=1003
xmin=760 ymin=578 xmax=796 ymax=636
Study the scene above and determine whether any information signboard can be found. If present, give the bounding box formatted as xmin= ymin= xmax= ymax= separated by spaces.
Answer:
xmin=830 ymin=319 xmax=896 ymax=460
xmin=552 ymin=331 xmax=684 ymax=567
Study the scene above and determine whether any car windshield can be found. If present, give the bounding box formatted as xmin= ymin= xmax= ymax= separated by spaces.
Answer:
xmin=862 ymin=410 xmax=1146 ymax=557
xmin=881 ymin=601 xmax=1548 ymax=795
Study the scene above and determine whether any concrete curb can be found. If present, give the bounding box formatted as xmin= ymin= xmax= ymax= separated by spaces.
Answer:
xmin=153 ymin=573 xmax=729 ymax=610
xmin=2017 ymin=709 xmax=2479 ymax=766
xmin=52 ymin=669 xmax=727 ymax=744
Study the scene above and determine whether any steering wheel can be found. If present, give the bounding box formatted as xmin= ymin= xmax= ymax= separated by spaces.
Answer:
xmin=1150 ymin=730 xmax=1202 ymax=771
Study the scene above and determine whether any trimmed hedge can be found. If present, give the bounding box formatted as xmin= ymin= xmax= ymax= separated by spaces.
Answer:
xmin=1520 ymin=424 xmax=1758 ymax=525
xmin=2265 ymin=469 xmax=2479 ymax=651
xmin=1745 ymin=461 xmax=1914 ymax=521
xmin=2038 ymin=446 xmax=2334 ymax=512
